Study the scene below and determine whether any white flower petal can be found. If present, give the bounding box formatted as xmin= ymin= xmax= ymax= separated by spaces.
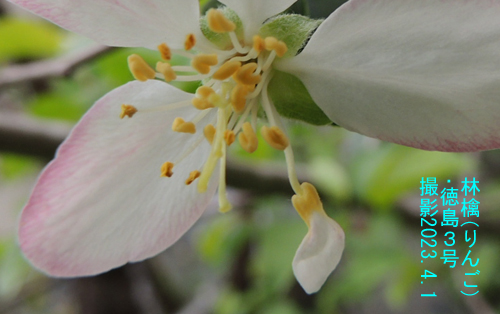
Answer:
xmin=8 ymin=0 xmax=201 ymax=49
xmin=219 ymin=0 xmax=297 ymax=41
xmin=279 ymin=0 xmax=500 ymax=152
xmin=293 ymin=211 xmax=345 ymax=294
xmin=19 ymin=80 xmax=218 ymax=277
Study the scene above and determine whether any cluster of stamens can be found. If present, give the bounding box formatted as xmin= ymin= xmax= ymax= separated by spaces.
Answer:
xmin=120 ymin=8 xmax=314 ymax=214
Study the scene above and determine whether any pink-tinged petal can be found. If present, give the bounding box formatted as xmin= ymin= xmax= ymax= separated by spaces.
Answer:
xmin=8 ymin=0 xmax=201 ymax=49
xmin=278 ymin=0 xmax=500 ymax=152
xmin=219 ymin=0 xmax=297 ymax=42
xmin=293 ymin=212 xmax=345 ymax=294
xmin=20 ymin=80 xmax=218 ymax=277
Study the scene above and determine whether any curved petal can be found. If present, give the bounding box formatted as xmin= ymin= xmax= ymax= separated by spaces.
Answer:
xmin=8 ymin=0 xmax=201 ymax=49
xmin=219 ymin=0 xmax=297 ymax=41
xmin=292 ymin=211 xmax=345 ymax=294
xmin=278 ymin=0 xmax=500 ymax=152
xmin=19 ymin=80 xmax=218 ymax=277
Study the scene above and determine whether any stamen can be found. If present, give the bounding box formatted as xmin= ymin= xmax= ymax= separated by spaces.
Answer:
xmin=233 ymin=63 xmax=261 ymax=86
xmin=261 ymin=81 xmax=303 ymax=195
xmin=158 ymin=43 xmax=172 ymax=61
xmin=198 ymin=108 xmax=228 ymax=192
xmin=207 ymin=9 xmax=236 ymax=33
xmin=218 ymin=135 xmax=232 ymax=213
xmin=264 ymin=37 xmax=288 ymax=57
xmin=208 ymin=93 xmax=228 ymax=108
xmin=185 ymin=170 xmax=201 ymax=185
xmin=196 ymin=86 xmax=215 ymax=98
xmin=253 ymin=35 xmax=266 ymax=53
xmin=204 ymin=124 xmax=216 ymax=144
xmin=192 ymin=97 xmax=214 ymax=110
xmin=224 ymin=130 xmax=236 ymax=146
xmin=228 ymin=32 xmax=248 ymax=54
xmin=191 ymin=54 xmax=218 ymax=74
xmin=232 ymin=98 xmax=257 ymax=132
xmin=172 ymin=117 xmax=196 ymax=134
xmin=170 ymin=65 xmax=197 ymax=73
xmin=238 ymin=122 xmax=258 ymax=153
xmin=230 ymin=84 xmax=250 ymax=113
xmin=120 ymin=104 xmax=138 ymax=119
xmin=184 ymin=34 xmax=196 ymax=51
xmin=213 ymin=60 xmax=241 ymax=81
xmin=261 ymin=126 xmax=289 ymax=150
xmin=128 ymin=54 xmax=156 ymax=81
xmin=248 ymin=69 xmax=272 ymax=99
xmin=156 ymin=62 xmax=177 ymax=82
xmin=160 ymin=161 xmax=174 ymax=177
xmin=230 ymin=50 xmax=259 ymax=63
xmin=291 ymin=182 xmax=324 ymax=225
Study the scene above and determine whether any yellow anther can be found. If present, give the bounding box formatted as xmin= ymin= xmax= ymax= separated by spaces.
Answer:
xmin=230 ymin=84 xmax=250 ymax=113
xmin=224 ymin=130 xmax=236 ymax=146
xmin=191 ymin=54 xmax=218 ymax=74
xmin=128 ymin=54 xmax=156 ymax=82
xmin=172 ymin=117 xmax=196 ymax=134
xmin=292 ymin=182 xmax=324 ymax=225
xmin=204 ymin=124 xmax=216 ymax=144
xmin=207 ymin=9 xmax=236 ymax=33
xmin=158 ymin=43 xmax=172 ymax=60
xmin=208 ymin=93 xmax=228 ymax=108
xmin=185 ymin=170 xmax=201 ymax=185
xmin=160 ymin=161 xmax=174 ymax=177
xmin=156 ymin=62 xmax=177 ymax=82
xmin=233 ymin=62 xmax=261 ymax=86
xmin=213 ymin=60 xmax=241 ymax=81
xmin=253 ymin=35 xmax=266 ymax=53
xmin=196 ymin=85 xmax=215 ymax=99
xmin=264 ymin=37 xmax=278 ymax=51
xmin=261 ymin=126 xmax=289 ymax=150
xmin=264 ymin=37 xmax=288 ymax=57
xmin=184 ymin=33 xmax=196 ymax=51
xmin=192 ymin=97 xmax=214 ymax=110
xmin=238 ymin=122 xmax=258 ymax=153
xmin=120 ymin=104 xmax=138 ymax=119
xmin=274 ymin=41 xmax=288 ymax=57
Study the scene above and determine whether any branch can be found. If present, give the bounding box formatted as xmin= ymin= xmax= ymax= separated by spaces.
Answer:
xmin=0 ymin=112 xmax=72 ymax=160
xmin=0 ymin=44 xmax=113 ymax=89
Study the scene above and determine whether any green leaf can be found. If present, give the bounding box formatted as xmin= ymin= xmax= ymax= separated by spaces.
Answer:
xmin=197 ymin=214 xmax=250 ymax=267
xmin=251 ymin=220 xmax=307 ymax=292
xmin=352 ymin=145 xmax=474 ymax=208
xmin=0 ymin=240 xmax=32 ymax=298
xmin=268 ymin=70 xmax=331 ymax=125
xmin=0 ymin=17 xmax=62 ymax=61
xmin=259 ymin=14 xmax=322 ymax=58
xmin=0 ymin=154 xmax=38 ymax=180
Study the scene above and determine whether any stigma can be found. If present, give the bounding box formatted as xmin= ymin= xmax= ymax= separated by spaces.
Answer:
xmin=122 ymin=8 xmax=315 ymax=215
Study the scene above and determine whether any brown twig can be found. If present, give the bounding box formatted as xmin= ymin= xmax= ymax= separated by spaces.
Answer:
xmin=0 ymin=111 xmax=72 ymax=160
xmin=0 ymin=44 xmax=113 ymax=89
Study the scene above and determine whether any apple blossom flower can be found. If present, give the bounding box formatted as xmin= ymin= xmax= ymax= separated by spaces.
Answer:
xmin=9 ymin=0 xmax=500 ymax=294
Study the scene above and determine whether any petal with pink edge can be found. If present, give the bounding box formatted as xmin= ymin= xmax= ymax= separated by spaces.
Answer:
xmin=293 ymin=211 xmax=345 ymax=294
xmin=278 ymin=0 xmax=500 ymax=152
xmin=8 ymin=0 xmax=201 ymax=49
xmin=219 ymin=0 xmax=297 ymax=42
xmin=19 ymin=80 xmax=218 ymax=277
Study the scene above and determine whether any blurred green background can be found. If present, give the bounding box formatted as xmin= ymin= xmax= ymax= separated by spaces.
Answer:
xmin=0 ymin=0 xmax=499 ymax=313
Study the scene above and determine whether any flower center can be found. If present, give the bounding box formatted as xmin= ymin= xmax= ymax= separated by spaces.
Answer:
xmin=121 ymin=8 xmax=309 ymax=213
